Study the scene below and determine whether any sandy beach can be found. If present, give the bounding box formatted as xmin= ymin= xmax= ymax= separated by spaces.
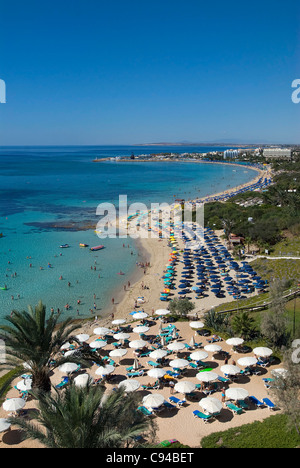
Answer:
xmin=0 ymin=163 xmax=279 ymax=449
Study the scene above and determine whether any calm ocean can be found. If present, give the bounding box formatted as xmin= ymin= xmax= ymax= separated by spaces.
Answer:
xmin=0 ymin=145 xmax=257 ymax=323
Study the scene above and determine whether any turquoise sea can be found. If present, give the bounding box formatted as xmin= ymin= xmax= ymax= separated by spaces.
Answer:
xmin=0 ymin=145 xmax=258 ymax=323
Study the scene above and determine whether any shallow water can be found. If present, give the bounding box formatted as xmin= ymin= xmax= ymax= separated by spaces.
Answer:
xmin=0 ymin=146 xmax=257 ymax=323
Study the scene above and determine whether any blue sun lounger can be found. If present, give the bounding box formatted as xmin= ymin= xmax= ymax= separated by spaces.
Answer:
xmin=137 ymin=406 xmax=154 ymax=416
xmin=193 ymin=410 xmax=213 ymax=423
xmin=249 ymin=396 xmax=265 ymax=408
xmin=262 ymin=398 xmax=277 ymax=410
xmin=169 ymin=396 xmax=186 ymax=406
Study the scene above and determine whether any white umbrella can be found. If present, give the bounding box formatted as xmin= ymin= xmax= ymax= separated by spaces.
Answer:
xmin=132 ymin=358 xmax=140 ymax=370
xmin=143 ymin=393 xmax=165 ymax=408
xmin=189 ymin=336 xmax=195 ymax=347
xmin=225 ymin=388 xmax=249 ymax=400
xmin=174 ymin=381 xmax=195 ymax=394
xmin=58 ymin=362 xmax=79 ymax=374
xmin=109 ymin=348 xmax=127 ymax=358
xmin=147 ymin=368 xmax=166 ymax=379
xmin=237 ymin=357 xmax=257 ymax=367
xmin=149 ymin=349 xmax=168 ymax=360
xmin=64 ymin=349 xmax=76 ymax=357
xmin=129 ymin=339 xmax=147 ymax=349
xmin=190 ymin=350 xmax=208 ymax=361
xmin=196 ymin=371 xmax=218 ymax=383
xmin=74 ymin=373 xmax=94 ymax=387
xmin=253 ymin=347 xmax=273 ymax=357
xmin=89 ymin=340 xmax=107 ymax=349
xmin=204 ymin=344 xmax=222 ymax=353
xmin=118 ymin=379 xmax=140 ymax=392
xmin=16 ymin=378 xmax=32 ymax=392
xmin=189 ymin=321 xmax=204 ymax=329
xmin=95 ymin=365 xmax=115 ymax=376
xmin=0 ymin=418 xmax=11 ymax=433
xmin=3 ymin=398 xmax=26 ymax=412
xmin=112 ymin=319 xmax=126 ymax=326
xmin=75 ymin=333 xmax=90 ymax=342
xmin=133 ymin=326 xmax=149 ymax=334
xmin=167 ymin=341 xmax=185 ymax=352
xmin=199 ymin=397 xmax=222 ymax=414
xmin=220 ymin=364 xmax=241 ymax=376
xmin=93 ymin=327 xmax=112 ymax=336
xmin=132 ymin=312 xmax=148 ymax=320
xmin=155 ymin=309 xmax=170 ymax=316
xmin=226 ymin=337 xmax=244 ymax=346
xmin=60 ymin=342 xmax=72 ymax=350
xmin=169 ymin=358 xmax=189 ymax=369
xmin=271 ymin=368 xmax=288 ymax=378
xmin=113 ymin=332 xmax=130 ymax=341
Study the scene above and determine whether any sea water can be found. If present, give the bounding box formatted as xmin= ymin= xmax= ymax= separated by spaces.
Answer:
xmin=0 ymin=146 xmax=258 ymax=323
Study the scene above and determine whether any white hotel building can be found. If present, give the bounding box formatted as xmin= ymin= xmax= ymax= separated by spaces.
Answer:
xmin=263 ymin=148 xmax=292 ymax=160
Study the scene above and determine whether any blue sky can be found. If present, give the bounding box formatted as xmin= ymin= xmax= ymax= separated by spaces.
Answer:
xmin=0 ymin=0 xmax=299 ymax=145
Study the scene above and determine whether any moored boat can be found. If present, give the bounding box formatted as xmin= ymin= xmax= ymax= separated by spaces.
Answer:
xmin=90 ymin=245 xmax=104 ymax=251
xmin=79 ymin=243 xmax=89 ymax=247
xmin=60 ymin=244 xmax=69 ymax=248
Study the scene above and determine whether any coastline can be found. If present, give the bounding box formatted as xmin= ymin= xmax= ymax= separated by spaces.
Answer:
xmin=83 ymin=161 xmax=271 ymax=328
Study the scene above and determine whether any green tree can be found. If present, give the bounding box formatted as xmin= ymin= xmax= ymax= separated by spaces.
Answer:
xmin=0 ymin=301 xmax=100 ymax=394
xmin=231 ymin=311 xmax=257 ymax=340
xmin=260 ymin=281 xmax=291 ymax=349
xmin=168 ymin=298 xmax=195 ymax=317
xmin=9 ymin=383 xmax=155 ymax=448
xmin=204 ymin=310 xmax=230 ymax=333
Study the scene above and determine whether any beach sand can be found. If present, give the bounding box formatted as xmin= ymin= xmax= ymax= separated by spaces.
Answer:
xmin=0 ymin=164 xmax=278 ymax=449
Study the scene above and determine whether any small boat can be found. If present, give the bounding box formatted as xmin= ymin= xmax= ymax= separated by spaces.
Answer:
xmin=60 ymin=244 xmax=69 ymax=248
xmin=79 ymin=243 xmax=89 ymax=248
xmin=90 ymin=245 xmax=104 ymax=251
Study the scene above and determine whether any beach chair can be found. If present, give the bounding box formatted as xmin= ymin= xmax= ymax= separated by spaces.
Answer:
xmin=249 ymin=396 xmax=265 ymax=408
xmin=262 ymin=398 xmax=277 ymax=410
xmin=169 ymin=396 xmax=186 ymax=406
xmin=140 ymin=350 xmax=151 ymax=357
xmin=188 ymin=362 xmax=199 ymax=370
xmin=237 ymin=399 xmax=249 ymax=410
xmin=126 ymin=370 xmax=144 ymax=378
xmin=55 ymin=376 xmax=69 ymax=389
xmin=193 ymin=342 xmax=202 ymax=348
xmin=225 ymin=402 xmax=243 ymax=415
xmin=137 ymin=406 xmax=154 ymax=417
xmin=147 ymin=360 xmax=160 ymax=368
xmin=192 ymin=410 xmax=213 ymax=423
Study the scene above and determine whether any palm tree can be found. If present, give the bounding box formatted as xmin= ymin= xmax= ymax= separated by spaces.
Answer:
xmin=0 ymin=301 xmax=100 ymax=394
xmin=231 ymin=311 xmax=257 ymax=341
xmin=9 ymin=383 xmax=155 ymax=448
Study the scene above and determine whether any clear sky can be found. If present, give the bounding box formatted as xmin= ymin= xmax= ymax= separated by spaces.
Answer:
xmin=0 ymin=0 xmax=299 ymax=145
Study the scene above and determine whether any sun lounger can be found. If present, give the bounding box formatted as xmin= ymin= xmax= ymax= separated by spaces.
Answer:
xmin=55 ymin=376 xmax=69 ymax=389
xmin=126 ymin=370 xmax=144 ymax=378
xmin=237 ymin=399 xmax=249 ymax=410
xmin=193 ymin=342 xmax=202 ymax=348
xmin=193 ymin=410 xmax=213 ymax=423
xmin=139 ymin=350 xmax=151 ymax=357
xmin=249 ymin=396 xmax=265 ymax=408
xmin=137 ymin=406 xmax=154 ymax=416
xmin=169 ymin=396 xmax=186 ymax=406
xmin=147 ymin=360 xmax=160 ymax=367
xmin=163 ymin=401 xmax=177 ymax=410
xmin=225 ymin=402 xmax=243 ymax=414
xmin=217 ymin=375 xmax=230 ymax=383
xmin=262 ymin=398 xmax=277 ymax=410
